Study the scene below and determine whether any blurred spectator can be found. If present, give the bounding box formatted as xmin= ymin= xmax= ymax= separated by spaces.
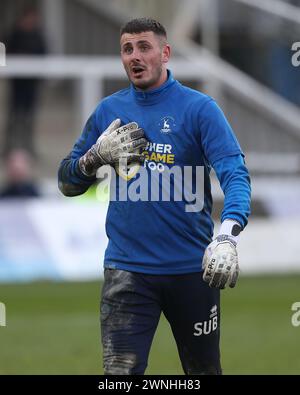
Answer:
xmin=3 ymin=7 xmax=47 ymax=156
xmin=0 ymin=149 xmax=40 ymax=198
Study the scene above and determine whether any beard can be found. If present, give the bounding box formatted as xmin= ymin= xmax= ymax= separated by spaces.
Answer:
xmin=127 ymin=64 xmax=163 ymax=91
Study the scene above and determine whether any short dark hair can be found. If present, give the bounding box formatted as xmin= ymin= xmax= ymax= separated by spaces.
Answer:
xmin=120 ymin=18 xmax=167 ymax=39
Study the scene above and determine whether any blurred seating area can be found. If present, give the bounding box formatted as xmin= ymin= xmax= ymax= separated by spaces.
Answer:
xmin=0 ymin=1 xmax=299 ymax=183
xmin=0 ymin=0 xmax=300 ymax=280
xmin=0 ymin=0 xmax=299 ymax=178
xmin=0 ymin=1 xmax=299 ymax=207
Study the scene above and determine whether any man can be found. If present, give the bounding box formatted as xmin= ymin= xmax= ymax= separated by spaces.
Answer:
xmin=58 ymin=18 xmax=251 ymax=375
xmin=0 ymin=149 xmax=40 ymax=198
xmin=4 ymin=7 xmax=47 ymax=156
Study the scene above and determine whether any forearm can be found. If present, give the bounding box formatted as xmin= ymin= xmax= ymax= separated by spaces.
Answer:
xmin=213 ymin=154 xmax=251 ymax=229
xmin=58 ymin=153 xmax=96 ymax=197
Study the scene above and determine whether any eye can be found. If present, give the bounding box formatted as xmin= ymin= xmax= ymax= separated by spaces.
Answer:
xmin=140 ymin=45 xmax=150 ymax=52
xmin=123 ymin=47 xmax=133 ymax=54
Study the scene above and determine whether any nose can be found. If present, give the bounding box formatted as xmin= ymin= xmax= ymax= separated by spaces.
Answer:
xmin=130 ymin=47 xmax=141 ymax=61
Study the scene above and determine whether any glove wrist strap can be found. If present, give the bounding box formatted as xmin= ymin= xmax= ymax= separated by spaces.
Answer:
xmin=79 ymin=145 xmax=104 ymax=177
xmin=218 ymin=219 xmax=242 ymax=244
xmin=216 ymin=234 xmax=237 ymax=247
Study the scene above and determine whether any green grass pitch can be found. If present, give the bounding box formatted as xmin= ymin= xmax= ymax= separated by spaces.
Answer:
xmin=0 ymin=275 xmax=299 ymax=374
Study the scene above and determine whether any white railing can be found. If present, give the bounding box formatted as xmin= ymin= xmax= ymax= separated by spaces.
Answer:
xmin=77 ymin=0 xmax=181 ymax=28
xmin=234 ymin=0 xmax=300 ymax=24
xmin=174 ymin=41 xmax=300 ymax=142
xmin=0 ymin=56 xmax=207 ymax=127
xmin=1 ymin=54 xmax=300 ymax=144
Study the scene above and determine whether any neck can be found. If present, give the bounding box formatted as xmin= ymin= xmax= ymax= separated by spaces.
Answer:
xmin=135 ymin=67 xmax=168 ymax=92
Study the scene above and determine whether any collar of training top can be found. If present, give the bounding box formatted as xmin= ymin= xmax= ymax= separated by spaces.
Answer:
xmin=130 ymin=69 xmax=176 ymax=106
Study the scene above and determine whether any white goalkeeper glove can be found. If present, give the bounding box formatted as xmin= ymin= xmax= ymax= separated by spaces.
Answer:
xmin=202 ymin=220 xmax=242 ymax=289
xmin=79 ymin=119 xmax=148 ymax=176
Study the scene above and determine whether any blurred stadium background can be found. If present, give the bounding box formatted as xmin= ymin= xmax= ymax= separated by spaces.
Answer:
xmin=0 ymin=0 xmax=300 ymax=374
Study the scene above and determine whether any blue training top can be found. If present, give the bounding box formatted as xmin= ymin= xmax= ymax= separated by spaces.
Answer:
xmin=58 ymin=70 xmax=251 ymax=275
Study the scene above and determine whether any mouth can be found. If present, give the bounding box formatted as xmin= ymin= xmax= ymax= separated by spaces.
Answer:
xmin=131 ymin=66 xmax=145 ymax=77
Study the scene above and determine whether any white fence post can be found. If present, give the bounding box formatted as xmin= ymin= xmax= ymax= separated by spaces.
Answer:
xmin=0 ymin=302 xmax=6 ymax=327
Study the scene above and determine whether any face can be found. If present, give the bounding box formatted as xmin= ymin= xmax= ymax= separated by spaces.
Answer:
xmin=120 ymin=31 xmax=170 ymax=90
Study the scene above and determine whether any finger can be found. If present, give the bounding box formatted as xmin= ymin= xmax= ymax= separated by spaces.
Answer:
xmin=115 ymin=152 xmax=145 ymax=163
xmin=106 ymin=118 xmax=121 ymax=134
xmin=112 ymin=122 xmax=139 ymax=138
xmin=117 ymin=130 xmax=146 ymax=146
xmin=126 ymin=153 xmax=145 ymax=163
xmin=209 ymin=258 xmax=230 ymax=288
xmin=96 ymin=119 xmax=121 ymax=143
xmin=219 ymin=272 xmax=228 ymax=289
xmin=121 ymin=152 xmax=145 ymax=160
xmin=209 ymin=271 xmax=223 ymax=288
xmin=129 ymin=128 xmax=146 ymax=140
xmin=202 ymin=270 xmax=210 ymax=283
xmin=203 ymin=261 xmax=215 ymax=284
xmin=132 ymin=137 xmax=148 ymax=149
xmin=218 ymin=249 xmax=236 ymax=287
xmin=229 ymin=264 xmax=239 ymax=288
xmin=117 ymin=128 xmax=145 ymax=144
xmin=122 ymin=121 xmax=139 ymax=131
xmin=124 ymin=138 xmax=148 ymax=152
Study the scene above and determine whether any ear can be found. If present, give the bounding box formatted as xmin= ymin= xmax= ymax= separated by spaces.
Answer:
xmin=162 ymin=43 xmax=171 ymax=64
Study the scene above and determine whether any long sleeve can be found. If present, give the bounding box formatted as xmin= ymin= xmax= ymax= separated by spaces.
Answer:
xmin=196 ymin=99 xmax=251 ymax=228
xmin=213 ymin=154 xmax=251 ymax=229
xmin=58 ymin=110 xmax=100 ymax=197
